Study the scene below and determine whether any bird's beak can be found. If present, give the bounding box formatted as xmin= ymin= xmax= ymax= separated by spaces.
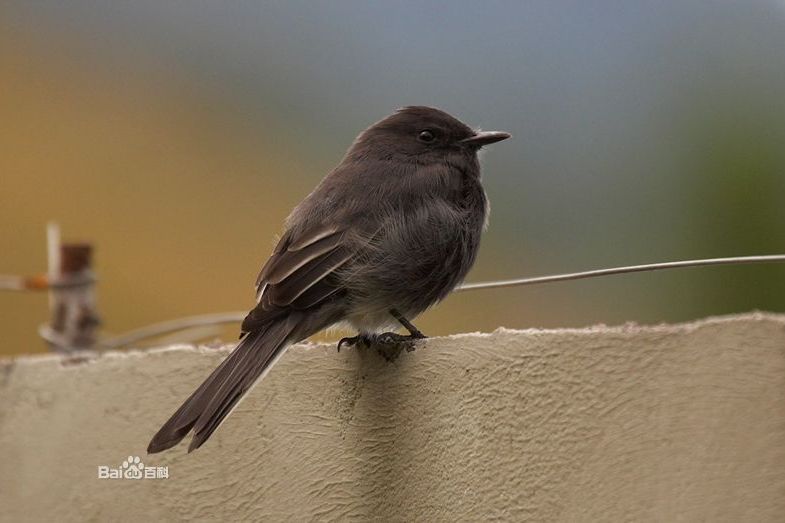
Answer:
xmin=460 ymin=131 xmax=511 ymax=147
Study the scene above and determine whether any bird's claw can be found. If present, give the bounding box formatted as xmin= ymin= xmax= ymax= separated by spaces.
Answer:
xmin=337 ymin=334 xmax=371 ymax=352
xmin=337 ymin=331 xmax=426 ymax=361
xmin=373 ymin=331 xmax=427 ymax=362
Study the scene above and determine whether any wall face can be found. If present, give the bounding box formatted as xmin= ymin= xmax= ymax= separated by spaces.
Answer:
xmin=1 ymin=313 xmax=784 ymax=522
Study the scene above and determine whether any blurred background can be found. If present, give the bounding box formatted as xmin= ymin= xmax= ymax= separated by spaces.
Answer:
xmin=2 ymin=1 xmax=784 ymax=356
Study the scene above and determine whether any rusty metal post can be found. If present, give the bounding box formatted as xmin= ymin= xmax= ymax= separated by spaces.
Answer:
xmin=40 ymin=224 xmax=100 ymax=351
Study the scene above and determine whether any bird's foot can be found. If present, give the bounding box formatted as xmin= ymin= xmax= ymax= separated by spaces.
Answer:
xmin=372 ymin=331 xmax=427 ymax=362
xmin=337 ymin=334 xmax=373 ymax=352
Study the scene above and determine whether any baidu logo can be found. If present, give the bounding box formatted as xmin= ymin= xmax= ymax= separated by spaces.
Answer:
xmin=97 ymin=455 xmax=169 ymax=480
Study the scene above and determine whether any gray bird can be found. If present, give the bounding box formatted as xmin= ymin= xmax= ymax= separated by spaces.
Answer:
xmin=147 ymin=106 xmax=510 ymax=453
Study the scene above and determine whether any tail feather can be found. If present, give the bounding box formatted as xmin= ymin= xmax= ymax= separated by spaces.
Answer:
xmin=147 ymin=314 xmax=302 ymax=454
xmin=188 ymin=317 xmax=296 ymax=451
xmin=146 ymin=347 xmax=240 ymax=453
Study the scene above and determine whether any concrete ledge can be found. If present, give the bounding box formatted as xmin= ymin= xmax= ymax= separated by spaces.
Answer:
xmin=2 ymin=313 xmax=785 ymax=521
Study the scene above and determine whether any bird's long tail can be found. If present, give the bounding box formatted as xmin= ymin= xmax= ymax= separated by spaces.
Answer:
xmin=147 ymin=312 xmax=307 ymax=453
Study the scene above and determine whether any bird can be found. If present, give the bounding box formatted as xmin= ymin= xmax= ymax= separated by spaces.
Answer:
xmin=147 ymin=106 xmax=510 ymax=453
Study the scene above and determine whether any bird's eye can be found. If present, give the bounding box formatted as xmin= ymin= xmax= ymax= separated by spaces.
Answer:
xmin=417 ymin=129 xmax=436 ymax=143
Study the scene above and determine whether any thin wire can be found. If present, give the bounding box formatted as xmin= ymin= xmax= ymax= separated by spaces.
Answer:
xmin=99 ymin=312 xmax=247 ymax=349
xmin=36 ymin=254 xmax=785 ymax=349
xmin=456 ymin=254 xmax=785 ymax=292
xmin=0 ymin=273 xmax=96 ymax=291
xmin=0 ymin=275 xmax=24 ymax=291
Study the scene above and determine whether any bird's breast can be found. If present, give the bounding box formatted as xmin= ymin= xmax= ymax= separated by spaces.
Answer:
xmin=341 ymin=177 xmax=487 ymax=332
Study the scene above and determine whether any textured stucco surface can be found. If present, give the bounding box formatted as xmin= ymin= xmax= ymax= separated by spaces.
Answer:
xmin=1 ymin=313 xmax=785 ymax=522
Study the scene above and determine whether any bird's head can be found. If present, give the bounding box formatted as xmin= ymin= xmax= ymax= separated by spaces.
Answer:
xmin=348 ymin=106 xmax=510 ymax=163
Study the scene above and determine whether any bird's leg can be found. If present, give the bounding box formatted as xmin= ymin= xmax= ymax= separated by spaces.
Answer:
xmin=389 ymin=308 xmax=427 ymax=339
xmin=367 ymin=309 xmax=428 ymax=361
xmin=337 ymin=333 xmax=373 ymax=352
xmin=337 ymin=311 xmax=426 ymax=359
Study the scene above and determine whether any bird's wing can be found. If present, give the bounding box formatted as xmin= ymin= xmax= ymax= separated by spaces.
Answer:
xmin=242 ymin=224 xmax=356 ymax=333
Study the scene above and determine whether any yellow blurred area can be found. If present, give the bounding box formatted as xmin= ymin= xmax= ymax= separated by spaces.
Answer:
xmin=0 ymin=29 xmax=319 ymax=354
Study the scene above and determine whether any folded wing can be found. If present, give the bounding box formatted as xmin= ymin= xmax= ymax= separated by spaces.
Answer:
xmin=242 ymin=225 xmax=355 ymax=333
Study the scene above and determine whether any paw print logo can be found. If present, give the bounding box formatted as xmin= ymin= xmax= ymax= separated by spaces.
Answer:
xmin=121 ymin=455 xmax=144 ymax=479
